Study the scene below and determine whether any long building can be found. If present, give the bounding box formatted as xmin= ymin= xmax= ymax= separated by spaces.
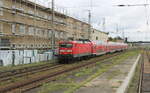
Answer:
xmin=91 ymin=28 xmax=108 ymax=42
xmin=0 ymin=0 xmax=90 ymax=49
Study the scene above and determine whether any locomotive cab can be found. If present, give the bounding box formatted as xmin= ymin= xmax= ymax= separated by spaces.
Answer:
xmin=58 ymin=40 xmax=93 ymax=63
xmin=58 ymin=42 xmax=74 ymax=63
xmin=59 ymin=43 xmax=73 ymax=54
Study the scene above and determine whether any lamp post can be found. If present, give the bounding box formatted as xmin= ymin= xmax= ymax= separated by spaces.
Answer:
xmin=51 ymin=0 xmax=55 ymax=50
xmin=88 ymin=10 xmax=91 ymax=40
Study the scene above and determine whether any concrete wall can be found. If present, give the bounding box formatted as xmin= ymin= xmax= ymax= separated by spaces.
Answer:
xmin=0 ymin=50 xmax=53 ymax=66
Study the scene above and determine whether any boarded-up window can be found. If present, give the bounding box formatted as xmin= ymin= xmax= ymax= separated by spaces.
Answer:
xmin=12 ymin=24 xmax=16 ymax=34
xmin=28 ymin=27 xmax=34 ymax=35
xmin=19 ymin=25 xmax=25 ymax=34
xmin=47 ymin=30 xmax=52 ymax=38
xmin=35 ymin=28 xmax=42 ymax=36
xmin=55 ymin=31 xmax=59 ymax=38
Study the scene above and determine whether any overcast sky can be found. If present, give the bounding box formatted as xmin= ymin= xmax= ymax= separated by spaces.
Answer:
xmin=30 ymin=0 xmax=150 ymax=41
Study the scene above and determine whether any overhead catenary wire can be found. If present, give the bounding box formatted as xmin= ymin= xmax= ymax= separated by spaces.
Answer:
xmin=144 ymin=0 xmax=149 ymax=40
xmin=144 ymin=0 xmax=149 ymax=28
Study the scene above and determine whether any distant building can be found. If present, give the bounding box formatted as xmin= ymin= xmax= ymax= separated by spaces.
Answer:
xmin=91 ymin=28 xmax=108 ymax=42
xmin=0 ymin=0 xmax=90 ymax=49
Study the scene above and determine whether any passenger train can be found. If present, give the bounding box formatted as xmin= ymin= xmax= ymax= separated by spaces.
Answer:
xmin=58 ymin=40 xmax=128 ymax=63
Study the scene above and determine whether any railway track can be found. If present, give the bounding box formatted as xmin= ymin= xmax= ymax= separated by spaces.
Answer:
xmin=0 ymin=64 xmax=64 ymax=83
xmin=0 ymin=51 xmax=125 ymax=93
xmin=0 ymin=62 xmax=58 ymax=78
xmin=138 ymin=50 xmax=150 ymax=93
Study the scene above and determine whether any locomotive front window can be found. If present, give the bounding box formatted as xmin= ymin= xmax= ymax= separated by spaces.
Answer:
xmin=60 ymin=43 xmax=73 ymax=48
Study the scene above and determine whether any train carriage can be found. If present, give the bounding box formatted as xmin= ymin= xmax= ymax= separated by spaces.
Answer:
xmin=58 ymin=40 xmax=128 ymax=63
xmin=92 ymin=41 xmax=107 ymax=56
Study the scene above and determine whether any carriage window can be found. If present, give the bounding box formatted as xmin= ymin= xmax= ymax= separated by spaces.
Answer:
xmin=60 ymin=43 xmax=73 ymax=48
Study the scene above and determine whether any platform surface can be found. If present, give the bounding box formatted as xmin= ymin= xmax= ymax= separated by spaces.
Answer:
xmin=74 ymin=55 xmax=139 ymax=93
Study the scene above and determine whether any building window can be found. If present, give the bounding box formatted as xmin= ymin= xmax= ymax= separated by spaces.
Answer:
xmin=38 ymin=29 xmax=42 ymax=36
xmin=44 ymin=30 xmax=47 ymax=37
xmin=0 ymin=8 xmax=3 ymax=16
xmin=12 ymin=24 xmax=16 ymax=34
xmin=0 ymin=0 xmax=3 ymax=7
xmin=55 ymin=31 xmax=59 ymax=38
xmin=19 ymin=25 xmax=26 ymax=34
xmin=28 ymin=27 xmax=34 ymax=35
xmin=47 ymin=30 xmax=52 ymax=38
xmin=60 ymin=32 xmax=65 ymax=39
xmin=0 ymin=0 xmax=3 ymax=16
xmin=28 ymin=10 xmax=34 ymax=18
xmin=44 ymin=15 xmax=48 ymax=19
xmin=0 ymin=23 xmax=3 ymax=34
xmin=41 ymin=29 xmax=45 ymax=36
xmin=48 ymin=16 xmax=52 ymax=20
xmin=35 ymin=28 xmax=39 ymax=36
xmin=96 ymin=36 xmax=98 ymax=40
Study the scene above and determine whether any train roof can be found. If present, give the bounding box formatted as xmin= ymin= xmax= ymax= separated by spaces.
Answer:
xmin=59 ymin=40 xmax=128 ymax=46
xmin=91 ymin=41 xmax=128 ymax=46
xmin=59 ymin=40 xmax=91 ymax=44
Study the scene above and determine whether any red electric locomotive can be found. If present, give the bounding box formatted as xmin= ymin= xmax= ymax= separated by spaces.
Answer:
xmin=58 ymin=40 xmax=93 ymax=63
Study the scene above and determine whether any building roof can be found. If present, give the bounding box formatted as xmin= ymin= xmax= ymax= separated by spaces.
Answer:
xmin=92 ymin=28 xmax=109 ymax=35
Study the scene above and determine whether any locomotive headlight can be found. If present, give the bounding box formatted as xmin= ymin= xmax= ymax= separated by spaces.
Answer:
xmin=60 ymin=50 xmax=72 ymax=52
xmin=66 ymin=50 xmax=72 ymax=52
xmin=60 ymin=50 xmax=65 ymax=52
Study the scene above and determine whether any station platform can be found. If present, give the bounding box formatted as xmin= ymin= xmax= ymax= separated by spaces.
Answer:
xmin=74 ymin=54 xmax=141 ymax=93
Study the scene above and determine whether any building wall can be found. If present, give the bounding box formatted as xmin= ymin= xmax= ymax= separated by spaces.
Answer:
xmin=0 ymin=0 xmax=90 ymax=49
xmin=66 ymin=17 xmax=89 ymax=40
xmin=91 ymin=29 xmax=108 ymax=42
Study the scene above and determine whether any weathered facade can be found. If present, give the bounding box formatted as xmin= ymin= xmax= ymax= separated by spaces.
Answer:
xmin=91 ymin=28 xmax=108 ymax=42
xmin=66 ymin=17 xmax=89 ymax=40
xmin=0 ymin=0 xmax=90 ymax=49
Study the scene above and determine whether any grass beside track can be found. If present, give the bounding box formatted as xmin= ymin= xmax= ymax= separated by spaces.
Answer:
xmin=126 ymin=60 xmax=141 ymax=93
xmin=126 ymin=50 xmax=143 ymax=93
xmin=0 ymin=60 xmax=56 ymax=72
xmin=38 ymin=50 xmax=140 ymax=93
